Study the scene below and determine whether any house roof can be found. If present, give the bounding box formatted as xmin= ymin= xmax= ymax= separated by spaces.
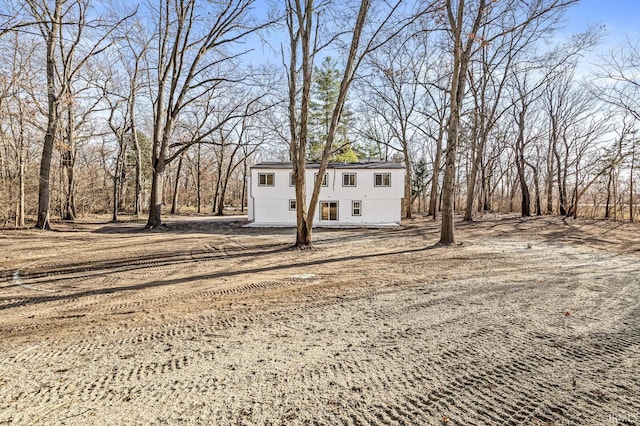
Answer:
xmin=252 ymin=161 xmax=404 ymax=170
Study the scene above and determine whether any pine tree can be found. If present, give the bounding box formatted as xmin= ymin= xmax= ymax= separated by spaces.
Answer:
xmin=308 ymin=57 xmax=357 ymax=162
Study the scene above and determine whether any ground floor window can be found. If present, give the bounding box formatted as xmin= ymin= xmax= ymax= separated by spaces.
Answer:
xmin=320 ymin=201 xmax=338 ymax=221
xmin=352 ymin=200 xmax=361 ymax=216
xmin=289 ymin=200 xmax=296 ymax=210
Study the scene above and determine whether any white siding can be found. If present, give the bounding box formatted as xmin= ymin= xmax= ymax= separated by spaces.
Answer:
xmin=249 ymin=166 xmax=404 ymax=225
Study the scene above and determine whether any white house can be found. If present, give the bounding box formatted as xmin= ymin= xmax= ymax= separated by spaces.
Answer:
xmin=247 ymin=161 xmax=405 ymax=227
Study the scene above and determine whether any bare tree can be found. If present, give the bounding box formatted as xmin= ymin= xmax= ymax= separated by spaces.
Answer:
xmin=361 ymin=32 xmax=429 ymax=219
xmin=596 ymin=39 xmax=640 ymax=221
xmin=462 ymin=9 xmax=551 ymax=221
xmin=144 ymin=0 xmax=274 ymax=229
xmin=101 ymin=22 xmax=150 ymax=221
xmin=286 ymin=0 xmax=410 ymax=247
xmin=438 ymin=0 xmax=486 ymax=244
xmin=437 ymin=0 xmax=578 ymax=244
xmin=413 ymin=43 xmax=450 ymax=220
xmin=27 ymin=0 xmax=63 ymax=229
xmin=25 ymin=0 xmax=132 ymax=228
xmin=598 ymin=39 xmax=640 ymax=122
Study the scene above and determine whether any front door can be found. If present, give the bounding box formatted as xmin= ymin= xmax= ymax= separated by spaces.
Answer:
xmin=320 ymin=201 xmax=338 ymax=221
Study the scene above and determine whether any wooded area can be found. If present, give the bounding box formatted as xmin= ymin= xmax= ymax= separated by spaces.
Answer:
xmin=0 ymin=0 xmax=638 ymax=244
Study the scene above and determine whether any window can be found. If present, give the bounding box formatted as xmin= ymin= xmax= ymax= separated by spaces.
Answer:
xmin=342 ymin=173 xmax=356 ymax=187
xmin=289 ymin=172 xmax=296 ymax=187
xmin=315 ymin=173 xmax=328 ymax=187
xmin=374 ymin=173 xmax=391 ymax=187
xmin=320 ymin=201 xmax=338 ymax=221
xmin=258 ymin=173 xmax=274 ymax=186
xmin=352 ymin=200 xmax=362 ymax=216
xmin=289 ymin=200 xmax=296 ymax=210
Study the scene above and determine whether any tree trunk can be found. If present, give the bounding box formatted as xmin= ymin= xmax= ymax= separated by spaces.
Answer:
xmin=118 ymin=141 xmax=128 ymax=211
xmin=217 ymin=163 xmax=233 ymax=216
xmin=604 ymin=169 xmax=612 ymax=219
xmin=240 ymin=157 xmax=247 ymax=213
xmin=62 ymin=99 xmax=77 ymax=221
xmin=513 ymin=104 xmax=531 ymax=218
xmin=464 ymin=136 xmax=485 ymax=221
xmin=403 ymin=147 xmax=412 ymax=219
xmin=212 ymin=147 xmax=224 ymax=214
xmin=531 ymin=165 xmax=542 ymax=216
xmin=66 ymin=160 xmax=77 ymax=220
xmin=216 ymin=182 xmax=228 ymax=216
xmin=555 ymin=144 xmax=568 ymax=216
xmin=132 ymin=131 xmax=143 ymax=217
xmin=439 ymin=0 xmax=486 ymax=244
xmin=429 ymin=126 xmax=444 ymax=219
xmin=36 ymin=1 xmax=62 ymax=230
xmin=296 ymin=217 xmax=313 ymax=247
xmin=112 ymin=136 xmax=123 ymax=222
xmin=464 ymin=103 xmax=482 ymax=221
xmin=630 ymin=146 xmax=635 ymax=223
xmin=517 ymin=161 xmax=531 ymax=217
xmin=17 ymin=140 xmax=25 ymax=227
xmin=440 ymin=120 xmax=459 ymax=244
xmin=171 ymin=152 xmax=184 ymax=214
xmin=546 ymin=136 xmax=555 ymax=214
xmin=613 ymin=171 xmax=619 ymax=220
xmin=146 ymin=164 xmax=165 ymax=229
xmin=294 ymin=160 xmax=310 ymax=248
xmin=196 ymin=144 xmax=202 ymax=213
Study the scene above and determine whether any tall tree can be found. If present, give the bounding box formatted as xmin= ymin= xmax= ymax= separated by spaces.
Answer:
xmin=362 ymin=33 xmax=428 ymax=219
xmin=438 ymin=0 xmax=486 ymax=244
xmin=26 ymin=0 xmax=131 ymax=228
xmin=286 ymin=0 xmax=409 ymax=248
xmin=27 ymin=0 xmax=63 ymax=229
xmin=145 ymin=0 xmax=273 ymax=229
xmin=308 ymin=56 xmax=356 ymax=162
xmin=437 ymin=0 xmax=578 ymax=243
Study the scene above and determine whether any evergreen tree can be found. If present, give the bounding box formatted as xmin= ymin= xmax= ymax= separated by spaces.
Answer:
xmin=309 ymin=57 xmax=358 ymax=162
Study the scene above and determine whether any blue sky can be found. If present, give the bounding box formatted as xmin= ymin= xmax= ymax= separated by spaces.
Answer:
xmin=564 ymin=0 xmax=639 ymax=42
xmin=246 ymin=0 xmax=638 ymax=68
xmin=559 ymin=0 xmax=639 ymax=74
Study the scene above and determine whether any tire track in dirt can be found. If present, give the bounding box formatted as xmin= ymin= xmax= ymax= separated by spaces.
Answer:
xmin=1 ymin=218 xmax=639 ymax=425
xmin=3 ymin=290 xmax=637 ymax=425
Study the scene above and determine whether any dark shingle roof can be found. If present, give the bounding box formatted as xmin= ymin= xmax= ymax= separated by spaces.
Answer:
xmin=252 ymin=161 xmax=404 ymax=170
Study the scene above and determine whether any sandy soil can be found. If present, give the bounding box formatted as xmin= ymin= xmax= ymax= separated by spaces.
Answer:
xmin=0 ymin=215 xmax=638 ymax=425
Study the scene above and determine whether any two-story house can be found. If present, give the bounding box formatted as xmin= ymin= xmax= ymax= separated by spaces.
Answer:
xmin=247 ymin=161 xmax=405 ymax=227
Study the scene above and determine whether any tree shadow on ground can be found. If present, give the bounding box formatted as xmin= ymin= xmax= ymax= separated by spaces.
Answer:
xmin=0 ymin=243 xmax=440 ymax=311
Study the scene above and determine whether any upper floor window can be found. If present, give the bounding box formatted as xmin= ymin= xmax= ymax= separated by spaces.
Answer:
xmin=258 ymin=173 xmax=274 ymax=186
xmin=342 ymin=173 xmax=356 ymax=187
xmin=315 ymin=172 xmax=328 ymax=187
xmin=374 ymin=173 xmax=391 ymax=187
xmin=289 ymin=172 xmax=296 ymax=187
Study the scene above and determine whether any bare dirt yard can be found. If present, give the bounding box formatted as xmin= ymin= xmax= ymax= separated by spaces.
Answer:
xmin=0 ymin=215 xmax=638 ymax=425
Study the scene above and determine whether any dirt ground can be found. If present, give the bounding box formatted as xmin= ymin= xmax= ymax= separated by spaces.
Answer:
xmin=0 ymin=214 xmax=638 ymax=425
